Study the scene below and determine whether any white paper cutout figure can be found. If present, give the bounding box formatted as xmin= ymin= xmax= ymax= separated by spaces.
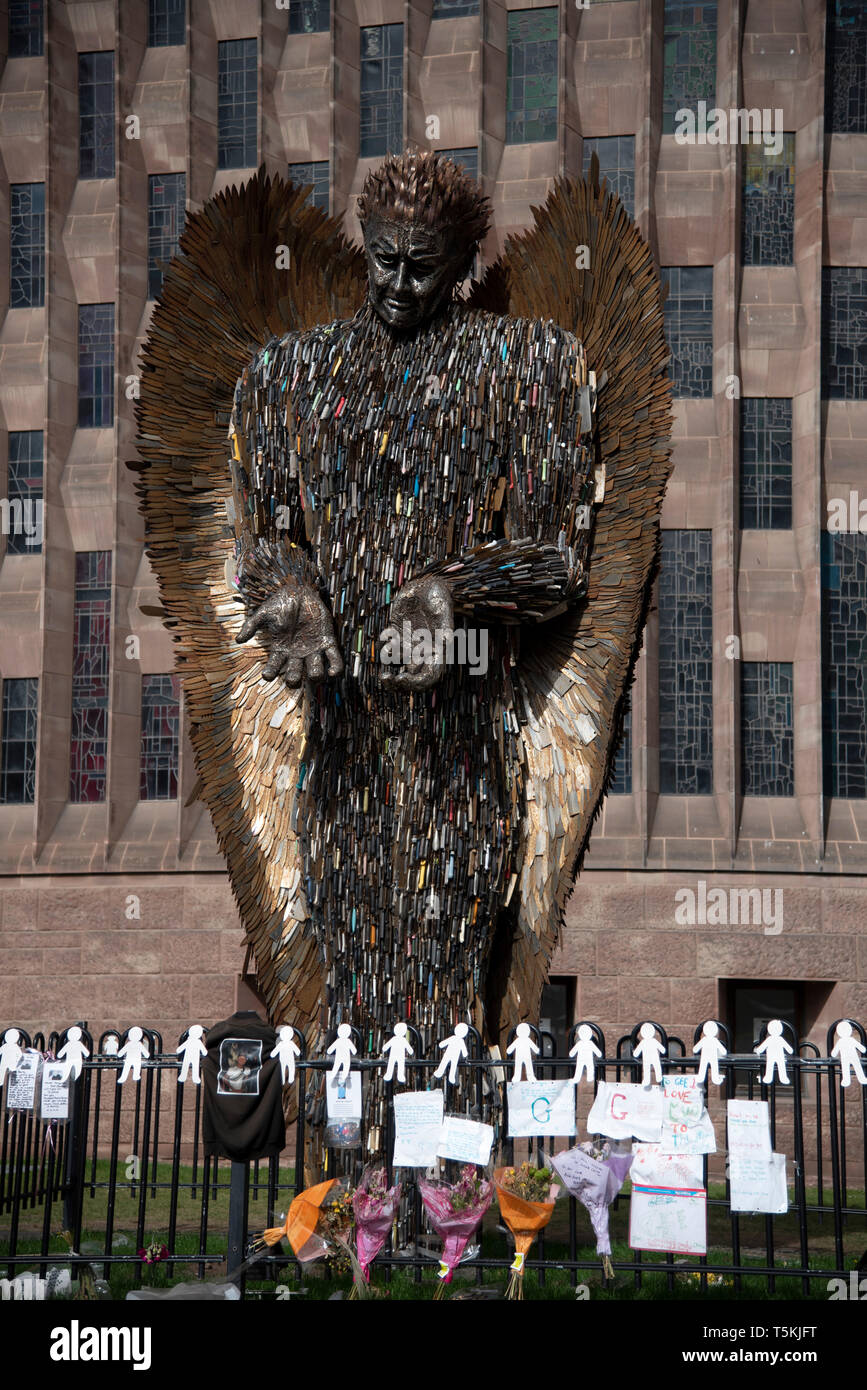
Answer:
xmin=116 ymin=1027 xmax=149 ymax=1085
xmin=327 ymin=1023 xmax=356 ymax=1083
xmin=103 ymin=1034 xmax=120 ymax=1056
xmin=831 ymin=1020 xmax=867 ymax=1088
xmin=693 ymin=1020 xmax=727 ymax=1086
xmin=569 ymin=1024 xmax=602 ymax=1084
xmin=271 ymin=1025 xmax=301 ymax=1085
xmin=635 ymin=1022 xmax=665 ymax=1088
xmin=177 ymin=1025 xmax=207 ymax=1085
xmin=0 ymin=1029 xmax=23 ymax=1085
xmin=506 ymin=1023 xmax=539 ymax=1082
xmin=383 ymin=1021 xmax=414 ymax=1084
xmin=433 ymin=1022 xmax=469 ymax=1084
xmin=57 ymin=1026 xmax=89 ymax=1082
xmin=754 ymin=1019 xmax=792 ymax=1085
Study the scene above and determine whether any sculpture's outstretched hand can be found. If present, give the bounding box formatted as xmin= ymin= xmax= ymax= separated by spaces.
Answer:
xmin=381 ymin=575 xmax=455 ymax=692
xmin=236 ymin=582 xmax=343 ymax=687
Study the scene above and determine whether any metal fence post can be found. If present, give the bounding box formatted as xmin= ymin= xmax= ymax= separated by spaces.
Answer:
xmin=61 ymin=1029 xmax=89 ymax=1241
xmin=227 ymin=1159 xmax=250 ymax=1290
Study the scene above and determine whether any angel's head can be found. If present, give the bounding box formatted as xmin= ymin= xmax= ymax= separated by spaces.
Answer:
xmin=357 ymin=150 xmax=491 ymax=331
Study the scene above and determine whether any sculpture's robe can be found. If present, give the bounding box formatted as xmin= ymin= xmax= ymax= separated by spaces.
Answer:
xmin=230 ymin=298 xmax=596 ymax=1044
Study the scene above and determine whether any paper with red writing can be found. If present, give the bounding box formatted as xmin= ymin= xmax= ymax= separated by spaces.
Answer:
xmin=628 ymin=1144 xmax=705 ymax=1190
xmin=585 ymin=1080 xmax=663 ymax=1141
xmin=658 ymin=1075 xmax=716 ymax=1155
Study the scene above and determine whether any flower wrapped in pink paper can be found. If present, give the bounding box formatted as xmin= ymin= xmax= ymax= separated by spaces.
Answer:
xmin=350 ymin=1166 xmax=401 ymax=1297
xmin=418 ymin=1165 xmax=493 ymax=1299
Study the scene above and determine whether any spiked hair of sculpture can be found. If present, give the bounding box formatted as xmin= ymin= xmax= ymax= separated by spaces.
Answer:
xmin=357 ymin=149 xmax=491 ymax=263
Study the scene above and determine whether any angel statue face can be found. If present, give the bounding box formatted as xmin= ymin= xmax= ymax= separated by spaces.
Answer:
xmin=363 ymin=216 xmax=465 ymax=331
xmin=357 ymin=153 xmax=487 ymax=333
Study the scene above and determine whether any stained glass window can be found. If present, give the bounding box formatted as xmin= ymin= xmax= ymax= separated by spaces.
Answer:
xmin=288 ymin=0 xmax=329 ymax=32
xmin=8 ymin=0 xmax=43 ymax=57
xmin=218 ymin=39 xmax=257 ymax=169
xmin=360 ymin=24 xmax=403 ymax=158
xmin=742 ymin=134 xmax=794 ymax=266
xmin=609 ymin=695 xmax=633 ymax=794
xmin=583 ymin=136 xmax=635 ymax=217
xmin=506 ymin=8 xmax=558 ymax=145
xmin=826 ymin=1 xmax=867 ymax=134
xmin=0 ymin=679 xmax=38 ymax=805
xmin=148 ymin=173 xmax=186 ymax=299
xmin=148 ymin=0 xmax=184 ymax=46
xmin=141 ymin=674 xmax=180 ymax=800
xmin=5 ymin=431 xmax=43 ymax=557
xmin=70 ymin=552 xmax=111 ymax=804
xmin=78 ymin=304 xmax=115 ymax=428
xmin=822 ymin=532 xmax=867 ymax=798
xmin=432 ymin=0 xmax=478 ymax=17
xmin=79 ymin=52 xmax=115 ymax=180
xmin=661 ymin=266 xmax=713 ymax=398
xmin=663 ymin=1 xmax=717 ymax=135
xmin=741 ymin=663 xmax=794 ymax=796
xmin=287 ymin=161 xmax=329 ymax=213
xmin=740 ymin=398 xmax=792 ymax=530
xmin=9 ymin=183 xmax=44 ymax=308
xmin=659 ymin=530 xmax=713 ymax=794
xmin=435 ymin=148 xmax=478 ymax=181
xmin=822 ymin=268 xmax=867 ymax=400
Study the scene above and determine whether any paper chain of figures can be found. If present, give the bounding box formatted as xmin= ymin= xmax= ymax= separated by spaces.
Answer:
xmin=3 ymin=1020 xmax=865 ymax=1090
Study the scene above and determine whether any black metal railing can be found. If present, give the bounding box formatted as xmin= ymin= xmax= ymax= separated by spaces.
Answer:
xmin=1 ymin=1018 xmax=865 ymax=1298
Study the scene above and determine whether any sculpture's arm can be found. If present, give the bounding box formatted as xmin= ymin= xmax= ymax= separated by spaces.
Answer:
xmin=229 ymin=340 xmax=343 ymax=687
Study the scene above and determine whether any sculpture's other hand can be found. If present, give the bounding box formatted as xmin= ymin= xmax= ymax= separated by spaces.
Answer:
xmin=380 ymin=574 xmax=455 ymax=692
xmin=236 ymin=582 xmax=343 ymax=687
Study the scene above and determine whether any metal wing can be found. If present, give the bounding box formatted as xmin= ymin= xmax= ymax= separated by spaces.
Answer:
xmin=133 ymin=170 xmax=367 ymax=1042
xmin=468 ymin=166 xmax=673 ymax=1037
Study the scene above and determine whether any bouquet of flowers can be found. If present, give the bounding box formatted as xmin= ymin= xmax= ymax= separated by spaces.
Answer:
xmin=494 ymin=1163 xmax=559 ymax=1300
xmin=418 ymin=1164 xmax=493 ymax=1300
xmin=350 ymin=1166 xmax=401 ymax=1299
xmin=138 ymin=1239 xmax=169 ymax=1267
xmin=251 ymin=1177 xmax=354 ymax=1268
xmin=548 ymin=1138 xmax=632 ymax=1280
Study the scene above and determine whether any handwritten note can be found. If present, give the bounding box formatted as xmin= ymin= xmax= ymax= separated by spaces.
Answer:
xmin=629 ymin=1143 xmax=705 ymax=1190
xmin=629 ymin=1185 xmax=707 ymax=1255
xmin=40 ymin=1064 xmax=70 ymax=1121
xmin=392 ymin=1091 xmax=444 ymax=1168
xmin=659 ymin=1078 xmax=716 ymax=1155
xmin=549 ymin=1146 xmax=610 ymax=1206
xmin=730 ymin=1152 xmax=788 ymax=1214
xmin=507 ymin=1080 xmax=576 ymax=1138
xmin=727 ymin=1099 xmax=772 ymax=1160
xmin=5 ymin=1051 xmax=40 ymax=1111
xmin=437 ymin=1116 xmax=494 ymax=1166
xmin=586 ymin=1081 xmax=663 ymax=1141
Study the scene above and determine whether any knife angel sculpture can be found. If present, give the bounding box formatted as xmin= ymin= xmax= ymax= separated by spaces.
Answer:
xmin=134 ymin=151 xmax=671 ymax=1058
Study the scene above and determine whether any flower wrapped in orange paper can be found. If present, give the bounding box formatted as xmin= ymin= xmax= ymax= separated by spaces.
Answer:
xmin=494 ymin=1163 xmax=559 ymax=1299
xmin=251 ymin=1178 xmax=353 ymax=1266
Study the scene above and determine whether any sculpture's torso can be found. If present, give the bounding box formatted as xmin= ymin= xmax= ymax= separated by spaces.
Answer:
xmin=237 ymin=299 xmax=586 ymax=1044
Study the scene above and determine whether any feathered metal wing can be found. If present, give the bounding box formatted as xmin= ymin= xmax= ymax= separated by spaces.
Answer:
xmin=468 ymin=166 xmax=672 ymax=1036
xmin=134 ymin=172 xmax=366 ymax=1044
